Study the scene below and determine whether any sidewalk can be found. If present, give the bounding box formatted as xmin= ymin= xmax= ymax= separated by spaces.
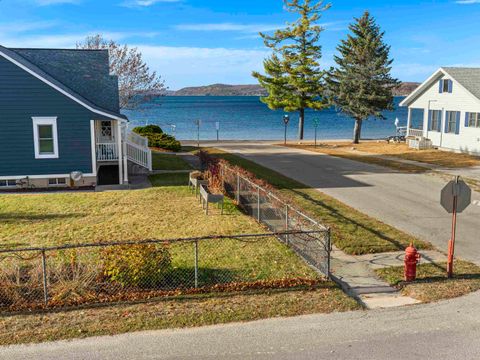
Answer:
xmin=330 ymin=246 xmax=447 ymax=309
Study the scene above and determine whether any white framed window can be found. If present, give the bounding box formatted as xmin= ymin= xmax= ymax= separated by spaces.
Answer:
xmin=48 ymin=178 xmax=67 ymax=186
xmin=0 ymin=179 xmax=17 ymax=188
xmin=32 ymin=117 xmax=59 ymax=159
xmin=468 ymin=113 xmax=480 ymax=128
xmin=445 ymin=111 xmax=459 ymax=134
xmin=430 ymin=110 xmax=442 ymax=131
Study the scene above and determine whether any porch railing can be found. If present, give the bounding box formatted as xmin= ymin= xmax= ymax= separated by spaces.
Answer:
xmin=126 ymin=141 xmax=152 ymax=171
xmin=408 ymin=128 xmax=424 ymax=138
xmin=96 ymin=143 xmax=118 ymax=161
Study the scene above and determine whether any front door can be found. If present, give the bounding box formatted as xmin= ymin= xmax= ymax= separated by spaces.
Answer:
xmin=96 ymin=120 xmax=116 ymax=143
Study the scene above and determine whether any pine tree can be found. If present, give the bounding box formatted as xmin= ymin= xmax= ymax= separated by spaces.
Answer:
xmin=252 ymin=0 xmax=330 ymax=140
xmin=326 ymin=11 xmax=400 ymax=144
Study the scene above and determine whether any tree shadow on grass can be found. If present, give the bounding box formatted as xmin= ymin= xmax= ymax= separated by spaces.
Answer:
xmin=0 ymin=213 xmax=87 ymax=223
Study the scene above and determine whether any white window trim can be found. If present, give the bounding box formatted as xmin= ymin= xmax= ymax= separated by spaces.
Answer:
xmin=32 ymin=117 xmax=59 ymax=159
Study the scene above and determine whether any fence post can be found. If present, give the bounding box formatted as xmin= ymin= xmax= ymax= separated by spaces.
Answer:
xmin=257 ymin=186 xmax=261 ymax=222
xmin=326 ymin=228 xmax=331 ymax=279
xmin=236 ymin=172 xmax=240 ymax=204
xmin=285 ymin=205 xmax=289 ymax=245
xmin=194 ymin=240 xmax=199 ymax=288
xmin=41 ymin=250 xmax=49 ymax=306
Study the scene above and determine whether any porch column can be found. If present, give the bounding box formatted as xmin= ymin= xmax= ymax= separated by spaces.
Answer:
xmin=406 ymin=108 xmax=412 ymax=137
xmin=123 ymin=136 xmax=129 ymax=184
xmin=116 ymin=120 xmax=124 ymax=185
xmin=90 ymin=120 xmax=97 ymax=177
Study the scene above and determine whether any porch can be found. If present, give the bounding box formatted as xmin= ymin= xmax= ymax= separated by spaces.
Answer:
xmin=93 ymin=120 xmax=152 ymax=185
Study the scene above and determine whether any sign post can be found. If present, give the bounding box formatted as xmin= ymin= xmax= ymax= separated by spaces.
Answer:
xmin=313 ymin=119 xmax=320 ymax=148
xmin=215 ymin=122 xmax=220 ymax=141
xmin=440 ymin=176 xmax=472 ymax=278
xmin=283 ymin=115 xmax=290 ymax=145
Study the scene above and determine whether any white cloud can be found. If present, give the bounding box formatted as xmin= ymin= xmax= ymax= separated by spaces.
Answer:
xmin=120 ymin=0 xmax=181 ymax=7
xmin=135 ymin=45 xmax=271 ymax=89
xmin=175 ymin=21 xmax=347 ymax=34
xmin=455 ymin=0 xmax=480 ymax=4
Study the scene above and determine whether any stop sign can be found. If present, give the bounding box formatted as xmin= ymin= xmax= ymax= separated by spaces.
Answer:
xmin=441 ymin=179 xmax=472 ymax=214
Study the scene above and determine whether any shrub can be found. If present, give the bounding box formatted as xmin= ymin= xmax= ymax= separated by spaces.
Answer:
xmin=132 ymin=125 xmax=181 ymax=152
xmin=103 ymin=244 xmax=172 ymax=288
xmin=133 ymin=125 xmax=163 ymax=135
xmin=147 ymin=133 xmax=181 ymax=152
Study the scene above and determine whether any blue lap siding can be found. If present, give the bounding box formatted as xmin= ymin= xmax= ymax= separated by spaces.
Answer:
xmin=0 ymin=56 xmax=110 ymax=177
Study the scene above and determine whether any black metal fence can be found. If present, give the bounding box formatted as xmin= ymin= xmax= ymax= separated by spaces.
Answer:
xmin=220 ymin=164 xmax=331 ymax=277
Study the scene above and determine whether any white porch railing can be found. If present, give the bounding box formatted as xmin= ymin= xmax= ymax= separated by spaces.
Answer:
xmin=96 ymin=143 xmax=118 ymax=161
xmin=126 ymin=141 xmax=152 ymax=171
xmin=408 ymin=128 xmax=424 ymax=138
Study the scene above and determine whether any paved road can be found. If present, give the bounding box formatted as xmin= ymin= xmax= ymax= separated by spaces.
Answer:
xmin=204 ymin=142 xmax=480 ymax=265
xmin=2 ymin=291 xmax=480 ymax=359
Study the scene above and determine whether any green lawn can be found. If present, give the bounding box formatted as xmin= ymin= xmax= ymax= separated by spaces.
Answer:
xmin=203 ymin=148 xmax=433 ymax=255
xmin=152 ymin=151 xmax=192 ymax=171
xmin=376 ymin=260 xmax=480 ymax=303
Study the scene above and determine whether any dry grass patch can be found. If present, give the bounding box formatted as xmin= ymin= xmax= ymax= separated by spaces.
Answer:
xmin=375 ymin=260 xmax=480 ymax=303
xmin=287 ymin=142 xmax=480 ymax=170
xmin=0 ymin=184 xmax=264 ymax=249
xmin=0 ymin=285 xmax=360 ymax=346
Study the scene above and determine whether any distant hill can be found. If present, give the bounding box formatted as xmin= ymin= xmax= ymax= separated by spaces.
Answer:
xmin=171 ymin=84 xmax=268 ymax=96
xmin=393 ymin=82 xmax=420 ymax=96
xmin=169 ymin=82 xmax=420 ymax=97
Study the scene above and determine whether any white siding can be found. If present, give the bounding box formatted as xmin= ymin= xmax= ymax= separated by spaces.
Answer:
xmin=409 ymin=73 xmax=480 ymax=155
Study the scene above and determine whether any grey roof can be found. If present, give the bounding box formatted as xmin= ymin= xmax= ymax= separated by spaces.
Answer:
xmin=443 ymin=67 xmax=480 ymax=101
xmin=0 ymin=46 xmax=126 ymax=120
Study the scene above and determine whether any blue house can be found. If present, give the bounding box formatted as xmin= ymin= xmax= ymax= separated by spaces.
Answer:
xmin=0 ymin=46 xmax=152 ymax=190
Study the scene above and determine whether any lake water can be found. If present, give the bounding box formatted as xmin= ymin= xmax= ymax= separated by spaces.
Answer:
xmin=123 ymin=96 xmax=408 ymax=141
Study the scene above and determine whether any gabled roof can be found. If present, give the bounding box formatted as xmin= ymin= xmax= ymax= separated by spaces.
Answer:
xmin=400 ymin=67 xmax=480 ymax=107
xmin=0 ymin=45 xmax=127 ymax=121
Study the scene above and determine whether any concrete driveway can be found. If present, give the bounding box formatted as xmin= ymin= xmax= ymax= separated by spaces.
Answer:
xmin=2 ymin=291 xmax=479 ymax=359
xmin=200 ymin=142 xmax=480 ymax=264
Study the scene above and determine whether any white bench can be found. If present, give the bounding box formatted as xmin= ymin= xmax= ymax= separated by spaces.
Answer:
xmin=189 ymin=173 xmax=208 ymax=198
xmin=199 ymin=184 xmax=224 ymax=215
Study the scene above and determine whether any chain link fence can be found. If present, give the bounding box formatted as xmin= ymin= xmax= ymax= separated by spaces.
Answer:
xmin=220 ymin=163 xmax=331 ymax=277
xmin=0 ymin=231 xmax=324 ymax=312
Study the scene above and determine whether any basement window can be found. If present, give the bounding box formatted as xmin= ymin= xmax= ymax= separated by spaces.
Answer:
xmin=48 ymin=178 xmax=67 ymax=186
xmin=0 ymin=179 xmax=17 ymax=188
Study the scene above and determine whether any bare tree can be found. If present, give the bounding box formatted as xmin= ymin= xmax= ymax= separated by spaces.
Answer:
xmin=77 ymin=34 xmax=167 ymax=110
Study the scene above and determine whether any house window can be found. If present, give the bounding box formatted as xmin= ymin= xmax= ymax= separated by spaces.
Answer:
xmin=0 ymin=179 xmax=17 ymax=188
xmin=442 ymin=80 xmax=450 ymax=93
xmin=430 ymin=110 xmax=442 ymax=131
xmin=440 ymin=79 xmax=453 ymax=94
xmin=48 ymin=178 xmax=67 ymax=186
xmin=468 ymin=113 xmax=480 ymax=128
xmin=32 ymin=117 xmax=59 ymax=159
xmin=101 ymin=121 xmax=113 ymax=141
xmin=445 ymin=111 xmax=459 ymax=133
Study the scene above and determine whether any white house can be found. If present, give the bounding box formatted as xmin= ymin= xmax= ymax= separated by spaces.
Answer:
xmin=400 ymin=67 xmax=480 ymax=155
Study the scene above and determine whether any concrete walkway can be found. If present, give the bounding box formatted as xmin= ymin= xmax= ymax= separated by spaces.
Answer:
xmin=331 ymin=247 xmax=447 ymax=309
xmin=200 ymin=142 xmax=480 ymax=265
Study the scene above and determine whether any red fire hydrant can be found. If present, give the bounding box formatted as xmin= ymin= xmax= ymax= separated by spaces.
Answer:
xmin=404 ymin=243 xmax=421 ymax=282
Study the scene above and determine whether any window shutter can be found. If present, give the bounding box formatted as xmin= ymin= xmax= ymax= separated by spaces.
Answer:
xmin=455 ymin=112 xmax=460 ymax=134
xmin=448 ymin=80 xmax=453 ymax=93
xmin=445 ymin=111 xmax=450 ymax=133
xmin=465 ymin=112 xmax=470 ymax=128
xmin=428 ymin=110 xmax=432 ymax=130
xmin=437 ymin=111 xmax=442 ymax=132
xmin=439 ymin=80 xmax=443 ymax=94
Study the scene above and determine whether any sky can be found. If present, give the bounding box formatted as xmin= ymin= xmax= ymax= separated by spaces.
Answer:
xmin=0 ymin=0 xmax=479 ymax=90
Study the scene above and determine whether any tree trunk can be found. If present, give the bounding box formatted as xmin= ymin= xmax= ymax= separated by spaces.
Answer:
xmin=298 ymin=108 xmax=305 ymax=140
xmin=353 ymin=119 xmax=363 ymax=144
